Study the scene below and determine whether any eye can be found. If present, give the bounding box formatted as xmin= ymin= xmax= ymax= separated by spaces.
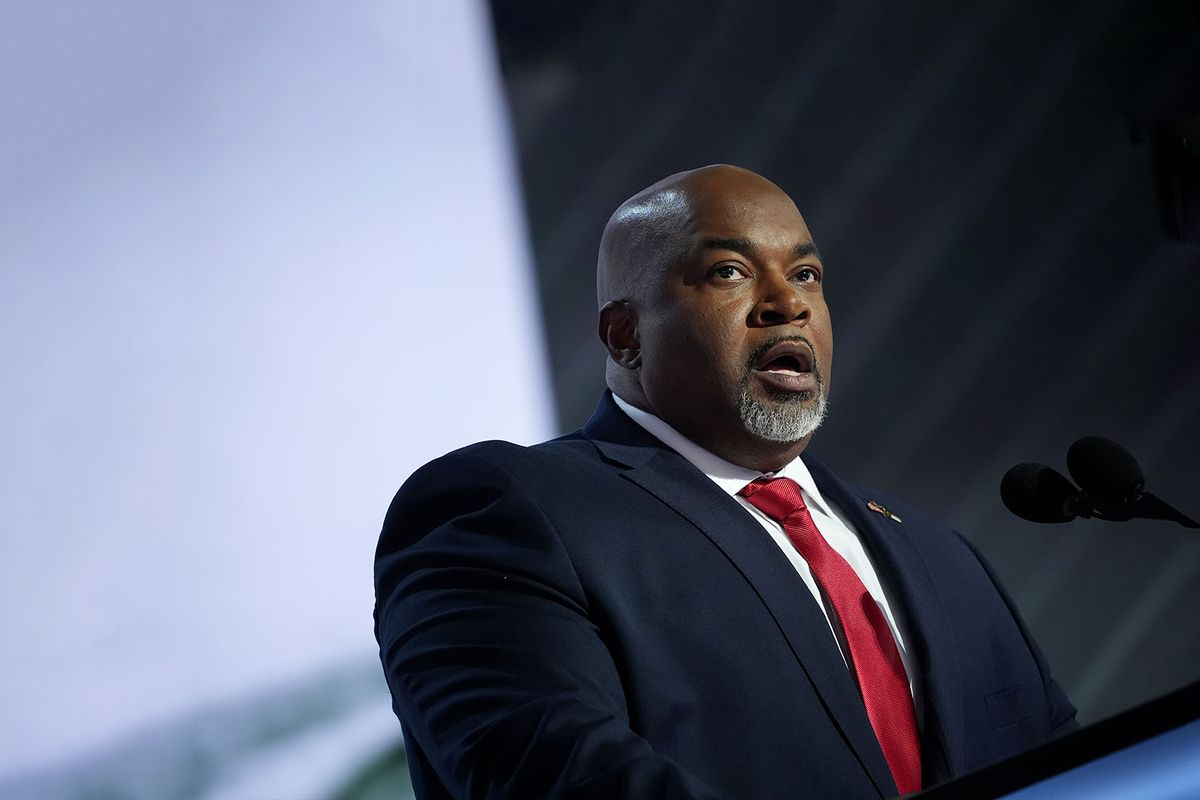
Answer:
xmin=709 ymin=263 xmax=747 ymax=282
xmin=792 ymin=266 xmax=821 ymax=284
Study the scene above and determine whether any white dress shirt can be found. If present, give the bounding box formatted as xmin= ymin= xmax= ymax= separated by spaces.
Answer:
xmin=612 ymin=393 xmax=922 ymax=711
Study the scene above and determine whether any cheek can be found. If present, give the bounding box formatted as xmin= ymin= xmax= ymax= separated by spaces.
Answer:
xmin=695 ymin=306 xmax=752 ymax=369
xmin=816 ymin=305 xmax=832 ymax=344
xmin=815 ymin=308 xmax=833 ymax=384
xmin=646 ymin=297 xmax=753 ymax=380
xmin=642 ymin=313 xmax=718 ymax=376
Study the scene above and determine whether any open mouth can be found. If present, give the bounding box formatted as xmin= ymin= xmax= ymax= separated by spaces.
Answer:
xmin=751 ymin=339 xmax=818 ymax=392
xmin=754 ymin=340 xmax=814 ymax=375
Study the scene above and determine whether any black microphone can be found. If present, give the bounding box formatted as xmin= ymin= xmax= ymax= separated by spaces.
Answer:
xmin=1067 ymin=436 xmax=1145 ymax=506
xmin=1066 ymin=436 xmax=1199 ymax=529
xmin=1000 ymin=462 xmax=1094 ymax=523
xmin=1002 ymin=439 xmax=1198 ymax=528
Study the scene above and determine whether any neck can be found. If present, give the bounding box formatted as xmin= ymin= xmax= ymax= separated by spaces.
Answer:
xmin=707 ymin=437 xmax=809 ymax=473
xmin=609 ymin=386 xmax=810 ymax=473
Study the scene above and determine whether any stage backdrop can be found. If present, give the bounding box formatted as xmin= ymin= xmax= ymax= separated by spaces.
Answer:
xmin=0 ymin=2 xmax=552 ymax=798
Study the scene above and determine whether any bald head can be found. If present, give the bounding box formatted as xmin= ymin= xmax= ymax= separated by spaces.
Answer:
xmin=596 ymin=165 xmax=797 ymax=309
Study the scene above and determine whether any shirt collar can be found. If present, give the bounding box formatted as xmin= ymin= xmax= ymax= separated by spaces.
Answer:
xmin=610 ymin=392 xmax=836 ymax=518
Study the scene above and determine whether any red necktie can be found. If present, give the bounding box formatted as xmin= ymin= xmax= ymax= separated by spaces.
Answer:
xmin=741 ymin=477 xmax=922 ymax=795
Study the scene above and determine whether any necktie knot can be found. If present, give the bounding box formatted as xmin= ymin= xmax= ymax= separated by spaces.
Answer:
xmin=740 ymin=477 xmax=809 ymax=524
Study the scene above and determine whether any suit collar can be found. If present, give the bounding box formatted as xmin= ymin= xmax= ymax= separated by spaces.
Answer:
xmin=583 ymin=393 xmax=898 ymax=796
xmin=581 ymin=391 xmax=665 ymax=468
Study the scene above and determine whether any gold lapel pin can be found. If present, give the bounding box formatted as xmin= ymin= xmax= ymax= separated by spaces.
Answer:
xmin=867 ymin=500 xmax=902 ymax=524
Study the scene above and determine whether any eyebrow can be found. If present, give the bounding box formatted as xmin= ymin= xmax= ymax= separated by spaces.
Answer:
xmin=701 ymin=237 xmax=822 ymax=261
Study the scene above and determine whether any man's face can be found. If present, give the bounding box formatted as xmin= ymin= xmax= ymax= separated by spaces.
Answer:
xmin=634 ymin=171 xmax=832 ymax=468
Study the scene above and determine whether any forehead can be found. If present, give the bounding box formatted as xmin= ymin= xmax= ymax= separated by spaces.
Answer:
xmin=679 ymin=177 xmax=815 ymax=257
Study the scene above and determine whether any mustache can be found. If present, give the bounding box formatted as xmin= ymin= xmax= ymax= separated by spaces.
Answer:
xmin=746 ymin=335 xmax=823 ymax=385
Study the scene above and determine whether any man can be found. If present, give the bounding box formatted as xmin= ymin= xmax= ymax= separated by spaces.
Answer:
xmin=374 ymin=165 xmax=1077 ymax=799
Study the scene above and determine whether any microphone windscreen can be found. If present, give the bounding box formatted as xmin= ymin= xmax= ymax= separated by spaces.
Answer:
xmin=1000 ymin=463 xmax=1080 ymax=523
xmin=1067 ymin=436 xmax=1145 ymax=503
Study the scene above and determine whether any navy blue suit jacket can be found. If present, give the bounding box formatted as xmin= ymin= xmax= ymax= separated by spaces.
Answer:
xmin=374 ymin=393 xmax=1076 ymax=799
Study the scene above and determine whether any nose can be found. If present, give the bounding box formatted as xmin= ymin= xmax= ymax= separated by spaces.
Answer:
xmin=749 ymin=272 xmax=809 ymax=327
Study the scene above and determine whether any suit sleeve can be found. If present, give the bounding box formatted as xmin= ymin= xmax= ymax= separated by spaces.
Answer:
xmin=956 ymin=532 xmax=1079 ymax=735
xmin=373 ymin=448 xmax=728 ymax=800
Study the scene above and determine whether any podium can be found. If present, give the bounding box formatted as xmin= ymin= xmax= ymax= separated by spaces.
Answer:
xmin=917 ymin=680 xmax=1200 ymax=798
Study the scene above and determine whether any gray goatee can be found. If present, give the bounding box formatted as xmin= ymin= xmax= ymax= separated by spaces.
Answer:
xmin=739 ymin=385 xmax=828 ymax=442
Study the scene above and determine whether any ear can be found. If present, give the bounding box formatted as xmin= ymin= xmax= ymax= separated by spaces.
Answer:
xmin=598 ymin=300 xmax=641 ymax=369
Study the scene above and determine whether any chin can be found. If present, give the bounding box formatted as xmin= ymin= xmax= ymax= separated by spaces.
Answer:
xmin=738 ymin=389 xmax=828 ymax=444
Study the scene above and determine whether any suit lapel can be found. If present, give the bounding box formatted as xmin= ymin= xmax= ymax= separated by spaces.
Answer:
xmin=584 ymin=396 xmax=896 ymax=797
xmin=805 ymin=456 xmax=969 ymax=783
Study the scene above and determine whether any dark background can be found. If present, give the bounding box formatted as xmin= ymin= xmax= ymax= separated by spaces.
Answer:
xmin=488 ymin=0 xmax=1200 ymax=723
